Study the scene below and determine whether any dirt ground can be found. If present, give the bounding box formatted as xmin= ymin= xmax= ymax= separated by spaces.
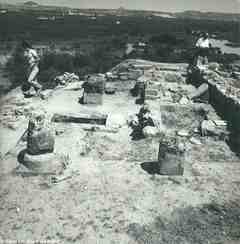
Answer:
xmin=0 ymin=67 xmax=240 ymax=243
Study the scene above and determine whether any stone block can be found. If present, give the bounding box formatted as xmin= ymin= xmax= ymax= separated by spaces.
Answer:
xmin=27 ymin=128 xmax=55 ymax=155
xmin=158 ymin=137 xmax=185 ymax=176
xmin=52 ymin=112 xmax=107 ymax=125
xmin=83 ymin=92 xmax=103 ymax=104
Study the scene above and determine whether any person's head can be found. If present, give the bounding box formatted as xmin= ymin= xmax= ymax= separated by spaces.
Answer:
xmin=21 ymin=40 xmax=32 ymax=49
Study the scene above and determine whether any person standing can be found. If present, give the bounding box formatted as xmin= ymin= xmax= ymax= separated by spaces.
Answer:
xmin=195 ymin=32 xmax=210 ymax=67
xmin=22 ymin=41 xmax=42 ymax=96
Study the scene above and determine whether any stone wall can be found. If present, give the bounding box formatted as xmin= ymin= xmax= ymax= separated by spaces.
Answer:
xmin=107 ymin=59 xmax=188 ymax=83
xmin=191 ymin=69 xmax=240 ymax=149
xmin=202 ymin=71 xmax=240 ymax=133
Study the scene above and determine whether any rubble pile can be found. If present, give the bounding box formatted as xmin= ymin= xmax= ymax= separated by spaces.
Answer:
xmin=54 ymin=72 xmax=79 ymax=85
xmin=0 ymin=91 xmax=39 ymax=130
xmin=161 ymin=104 xmax=207 ymax=130
xmin=189 ymin=66 xmax=240 ymax=137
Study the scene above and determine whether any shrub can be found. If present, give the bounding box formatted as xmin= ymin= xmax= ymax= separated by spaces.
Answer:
xmin=5 ymin=44 xmax=28 ymax=88
xmin=40 ymin=53 xmax=75 ymax=73
xmin=38 ymin=67 xmax=59 ymax=89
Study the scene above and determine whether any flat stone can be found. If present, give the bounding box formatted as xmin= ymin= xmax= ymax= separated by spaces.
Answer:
xmin=52 ymin=112 xmax=108 ymax=125
xmin=132 ymin=64 xmax=153 ymax=69
xmin=177 ymin=129 xmax=189 ymax=137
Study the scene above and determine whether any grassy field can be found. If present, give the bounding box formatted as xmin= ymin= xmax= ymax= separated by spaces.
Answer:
xmin=0 ymin=13 xmax=236 ymax=41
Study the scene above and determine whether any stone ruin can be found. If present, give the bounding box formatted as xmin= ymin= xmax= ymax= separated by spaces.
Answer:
xmin=158 ymin=133 xmax=185 ymax=175
xmin=12 ymin=59 xmax=240 ymax=177
xmin=18 ymin=109 xmax=58 ymax=174
xmin=82 ymin=74 xmax=105 ymax=104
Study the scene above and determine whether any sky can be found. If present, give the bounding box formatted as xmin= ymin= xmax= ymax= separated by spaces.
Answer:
xmin=3 ymin=0 xmax=240 ymax=13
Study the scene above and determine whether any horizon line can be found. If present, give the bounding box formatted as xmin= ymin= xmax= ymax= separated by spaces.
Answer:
xmin=0 ymin=1 xmax=239 ymax=14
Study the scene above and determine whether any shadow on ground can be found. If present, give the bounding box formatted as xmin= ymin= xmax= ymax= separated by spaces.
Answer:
xmin=140 ymin=161 xmax=160 ymax=175
xmin=127 ymin=202 xmax=240 ymax=244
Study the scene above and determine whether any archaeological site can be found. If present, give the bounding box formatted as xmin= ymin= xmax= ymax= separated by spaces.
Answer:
xmin=1 ymin=57 xmax=240 ymax=243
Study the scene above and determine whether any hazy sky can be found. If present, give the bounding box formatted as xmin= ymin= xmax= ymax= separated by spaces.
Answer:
xmin=3 ymin=0 xmax=240 ymax=13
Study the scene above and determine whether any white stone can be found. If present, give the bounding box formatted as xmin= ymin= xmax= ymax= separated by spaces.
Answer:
xmin=177 ymin=130 xmax=189 ymax=137
xmin=179 ymin=96 xmax=189 ymax=105
xmin=189 ymin=137 xmax=202 ymax=145
xmin=143 ymin=126 xmax=159 ymax=137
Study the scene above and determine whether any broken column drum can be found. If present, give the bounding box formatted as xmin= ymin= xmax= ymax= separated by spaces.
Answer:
xmin=23 ymin=110 xmax=55 ymax=172
xmin=158 ymin=135 xmax=185 ymax=175
xmin=27 ymin=111 xmax=54 ymax=155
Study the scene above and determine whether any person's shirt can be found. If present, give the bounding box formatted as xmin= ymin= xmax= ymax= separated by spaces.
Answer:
xmin=24 ymin=48 xmax=39 ymax=67
xmin=195 ymin=37 xmax=210 ymax=48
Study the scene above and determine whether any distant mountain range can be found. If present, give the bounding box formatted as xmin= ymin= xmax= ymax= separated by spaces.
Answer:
xmin=0 ymin=1 xmax=239 ymax=21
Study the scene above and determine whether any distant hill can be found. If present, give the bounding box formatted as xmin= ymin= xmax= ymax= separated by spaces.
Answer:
xmin=0 ymin=2 xmax=239 ymax=22
xmin=23 ymin=1 xmax=39 ymax=7
xmin=174 ymin=11 xmax=240 ymax=21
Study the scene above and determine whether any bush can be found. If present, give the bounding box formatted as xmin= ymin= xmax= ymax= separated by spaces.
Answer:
xmin=40 ymin=53 xmax=75 ymax=73
xmin=150 ymin=33 xmax=178 ymax=46
xmin=5 ymin=44 xmax=28 ymax=88
xmin=38 ymin=67 xmax=59 ymax=89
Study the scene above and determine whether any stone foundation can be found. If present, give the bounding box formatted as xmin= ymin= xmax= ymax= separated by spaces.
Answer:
xmin=189 ymin=68 xmax=240 ymax=151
